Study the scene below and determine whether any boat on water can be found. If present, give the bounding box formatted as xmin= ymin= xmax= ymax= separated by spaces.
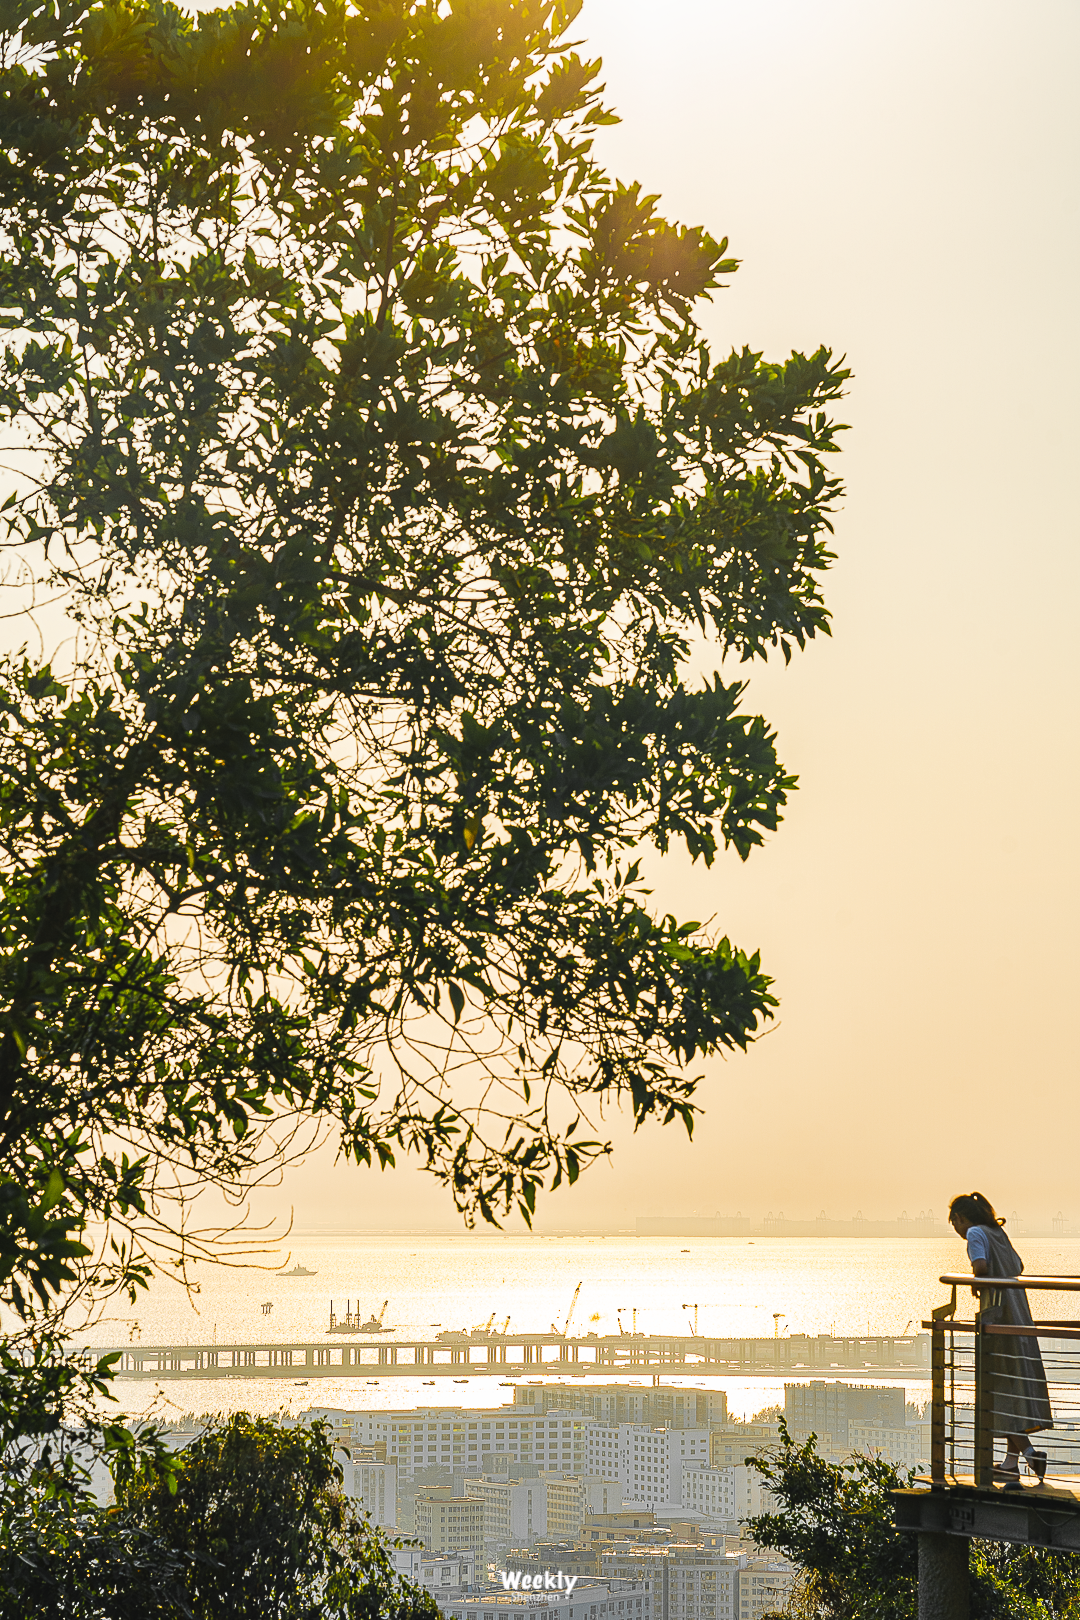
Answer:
xmin=282 ymin=1264 xmax=317 ymax=1277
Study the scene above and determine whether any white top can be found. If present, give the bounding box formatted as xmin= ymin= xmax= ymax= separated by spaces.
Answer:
xmin=966 ymin=1226 xmax=991 ymax=1265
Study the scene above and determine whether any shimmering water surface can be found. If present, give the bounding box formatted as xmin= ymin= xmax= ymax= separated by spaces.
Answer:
xmin=78 ymin=1233 xmax=1080 ymax=1423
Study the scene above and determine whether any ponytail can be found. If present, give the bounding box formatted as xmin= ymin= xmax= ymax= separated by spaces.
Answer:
xmin=949 ymin=1191 xmax=1005 ymax=1228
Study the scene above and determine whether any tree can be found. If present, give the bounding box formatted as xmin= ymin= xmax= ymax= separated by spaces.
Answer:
xmin=747 ymin=1422 xmax=1080 ymax=1620
xmin=1 ymin=1412 xmax=439 ymax=1618
xmin=0 ymin=0 xmax=847 ymax=1376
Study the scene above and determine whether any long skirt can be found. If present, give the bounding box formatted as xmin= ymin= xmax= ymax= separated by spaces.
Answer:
xmin=981 ymin=1287 xmax=1053 ymax=1436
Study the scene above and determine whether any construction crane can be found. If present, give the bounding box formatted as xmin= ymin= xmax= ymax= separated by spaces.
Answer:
xmin=357 ymin=1300 xmax=389 ymax=1331
xmin=552 ymin=1281 xmax=582 ymax=1336
xmin=682 ymin=1303 xmax=698 ymax=1335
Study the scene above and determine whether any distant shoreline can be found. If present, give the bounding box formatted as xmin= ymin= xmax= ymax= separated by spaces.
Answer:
xmin=282 ymin=1227 xmax=1080 ymax=1241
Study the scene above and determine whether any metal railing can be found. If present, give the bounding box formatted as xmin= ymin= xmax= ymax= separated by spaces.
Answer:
xmin=928 ymin=1273 xmax=1080 ymax=1488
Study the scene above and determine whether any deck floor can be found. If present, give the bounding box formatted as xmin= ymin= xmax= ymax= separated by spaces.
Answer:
xmin=916 ymin=1474 xmax=1080 ymax=1502
xmin=896 ymin=1479 xmax=1080 ymax=1548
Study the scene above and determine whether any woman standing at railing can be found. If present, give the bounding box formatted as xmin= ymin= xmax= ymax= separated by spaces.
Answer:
xmin=949 ymin=1191 xmax=1052 ymax=1482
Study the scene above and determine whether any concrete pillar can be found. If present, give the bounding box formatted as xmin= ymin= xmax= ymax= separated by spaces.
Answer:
xmin=918 ymin=1533 xmax=969 ymax=1620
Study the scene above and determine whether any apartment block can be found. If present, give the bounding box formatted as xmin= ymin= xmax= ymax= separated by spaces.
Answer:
xmin=601 ymin=1546 xmax=677 ymax=1589
xmin=583 ymin=1512 xmax=660 ymax=1545
xmin=465 ymin=1477 xmax=552 ymax=1549
xmin=392 ymin=1548 xmax=479 ymax=1595
xmin=709 ymin=1426 xmax=781 ymax=1472
xmin=417 ymin=1488 xmax=486 ymax=1562
xmin=504 ymin=1546 xmax=603 ymax=1580
xmin=514 ymin=1386 xmax=728 ymax=1431
xmin=734 ymin=1559 xmax=794 ymax=1620
xmin=306 ymin=1402 xmax=726 ymax=1489
xmin=602 ymin=1544 xmax=738 ymax=1620
xmin=585 ymin=1425 xmax=710 ymax=1510
xmin=666 ymin=1545 xmax=738 ymax=1620
xmin=679 ymin=1466 xmax=735 ymax=1523
xmin=584 ymin=1479 xmax=629 ymax=1516
xmin=439 ymin=1578 xmax=652 ymax=1620
xmin=340 ymin=1456 xmax=397 ymax=1530
xmin=848 ymin=1419 xmax=931 ymax=1472
xmin=784 ymin=1383 xmax=905 ymax=1446
xmin=373 ymin=1407 xmax=590 ymax=1478
xmin=544 ymin=1474 xmax=587 ymax=1540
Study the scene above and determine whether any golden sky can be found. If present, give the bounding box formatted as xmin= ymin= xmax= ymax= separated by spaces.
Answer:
xmin=269 ymin=0 xmax=1080 ymax=1233
xmin=16 ymin=0 xmax=1079 ymax=1235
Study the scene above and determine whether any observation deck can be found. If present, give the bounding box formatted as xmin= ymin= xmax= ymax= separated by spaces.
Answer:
xmin=892 ymin=1273 xmax=1080 ymax=1620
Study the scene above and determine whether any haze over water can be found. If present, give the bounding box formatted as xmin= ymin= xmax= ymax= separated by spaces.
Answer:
xmin=79 ymin=1234 xmax=1080 ymax=1424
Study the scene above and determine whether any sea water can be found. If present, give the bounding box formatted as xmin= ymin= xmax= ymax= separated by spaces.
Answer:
xmin=72 ymin=1233 xmax=1080 ymax=1422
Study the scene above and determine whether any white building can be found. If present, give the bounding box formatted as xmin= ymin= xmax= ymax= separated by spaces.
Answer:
xmin=393 ymin=1548 xmax=478 ymax=1594
xmin=666 ymin=1546 xmax=738 ymax=1620
xmin=848 ymin=1420 xmax=931 ymax=1472
xmin=306 ymin=1406 xmax=591 ymax=1479
xmin=679 ymin=1466 xmax=736 ymax=1525
xmin=339 ymin=1455 xmax=397 ymax=1530
xmin=465 ymin=1476 xmax=572 ymax=1548
xmin=440 ymin=1578 xmax=652 ymax=1620
xmin=732 ymin=1466 xmax=773 ymax=1524
xmin=543 ymin=1473 xmax=588 ymax=1540
xmin=602 ymin=1545 xmax=739 ymax=1620
xmin=734 ymin=1559 xmax=794 ymax=1620
xmin=418 ymin=1489 xmax=487 ymax=1562
xmin=584 ymin=1426 xmax=711 ymax=1511
xmin=583 ymin=1477 xmax=627 ymax=1515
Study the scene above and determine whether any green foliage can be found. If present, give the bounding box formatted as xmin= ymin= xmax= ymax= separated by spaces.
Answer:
xmin=973 ymin=1543 xmax=1080 ymax=1620
xmin=747 ymin=1422 xmax=919 ymax=1620
xmin=0 ymin=1412 xmax=439 ymax=1618
xmin=747 ymin=1422 xmax=1080 ymax=1620
xmin=119 ymin=1414 xmax=439 ymax=1620
xmin=0 ymin=0 xmax=847 ymax=1404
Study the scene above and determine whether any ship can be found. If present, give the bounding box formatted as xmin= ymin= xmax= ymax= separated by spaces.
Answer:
xmin=282 ymin=1264 xmax=317 ymax=1277
xmin=328 ymin=1299 xmax=390 ymax=1334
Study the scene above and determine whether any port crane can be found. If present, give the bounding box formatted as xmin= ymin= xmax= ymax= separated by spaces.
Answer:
xmin=552 ymin=1281 xmax=582 ymax=1337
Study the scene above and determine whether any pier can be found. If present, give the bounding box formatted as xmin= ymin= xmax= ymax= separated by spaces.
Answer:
xmin=94 ymin=1329 xmax=930 ymax=1381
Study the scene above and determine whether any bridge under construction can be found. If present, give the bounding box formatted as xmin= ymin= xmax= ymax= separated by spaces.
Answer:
xmin=96 ymin=1330 xmax=930 ymax=1381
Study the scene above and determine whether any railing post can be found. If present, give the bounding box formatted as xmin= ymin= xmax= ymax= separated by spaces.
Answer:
xmin=930 ymin=1288 xmax=955 ymax=1485
xmin=931 ymin=1319 xmax=945 ymax=1484
xmin=973 ymin=1312 xmax=993 ymax=1487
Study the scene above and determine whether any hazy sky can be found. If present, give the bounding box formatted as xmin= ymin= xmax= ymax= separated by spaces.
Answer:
xmin=24 ymin=1 xmax=1080 ymax=1234
xmin=267 ymin=0 xmax=1080 ymax=1233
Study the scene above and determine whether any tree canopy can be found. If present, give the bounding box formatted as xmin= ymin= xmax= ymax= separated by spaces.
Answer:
xmin=2 ymin=1412 xmax=438 ymax=1618
xmin=748 ymin=1423 xmax=1080 ymax=1620
xmin=0 ymin=0 xmax=847 ymax=1369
